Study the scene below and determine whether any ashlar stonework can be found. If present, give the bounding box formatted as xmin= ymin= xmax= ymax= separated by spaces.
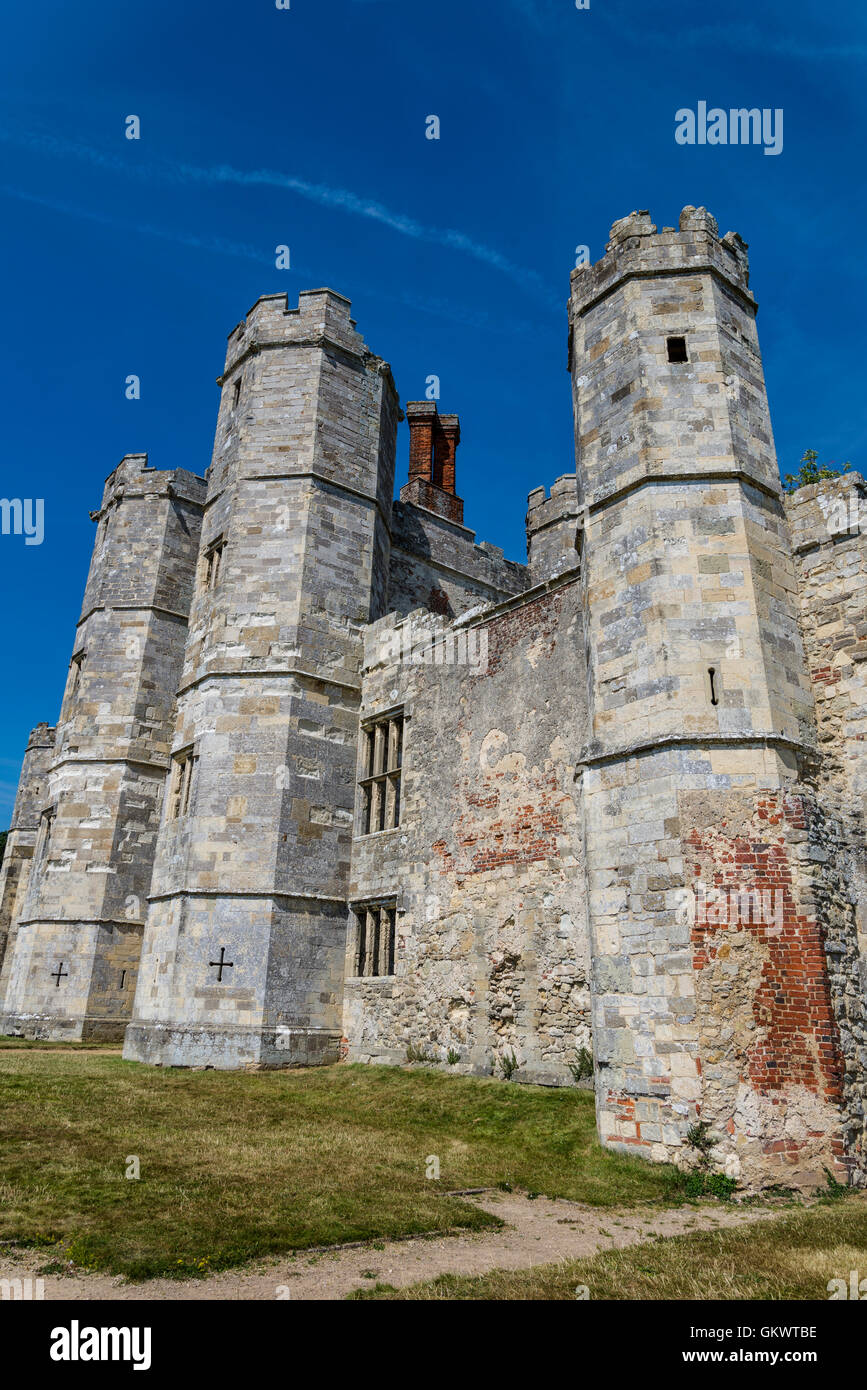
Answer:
xmin=2 ymin=212 xmax=865 ymax=1192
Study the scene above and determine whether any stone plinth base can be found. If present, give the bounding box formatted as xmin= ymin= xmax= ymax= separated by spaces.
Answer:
xmin=122 ymin=1022 xmax=342 ymax=1070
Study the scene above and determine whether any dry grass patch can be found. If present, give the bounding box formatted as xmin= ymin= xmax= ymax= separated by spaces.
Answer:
xmin=354 ymin=1195 xmax=867 ymax=1300
xmin=0 ymin=1053 xmax=691 ymax=1279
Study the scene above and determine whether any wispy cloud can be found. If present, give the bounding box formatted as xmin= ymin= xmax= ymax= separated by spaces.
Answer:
xmin=650 ymin=21 xmax=867 ymax=61
xmin=0 ymin=125 xmax=553 ymax=303
xmin=594 ymin=9 xmax=867 ymax=62
xmin=507 ymin=0 xmax=867 ymax=61
xmin=0 ymin=182 xmax=552 ymax=336
xmin=0 ymin=183 xmax=275 ymax=265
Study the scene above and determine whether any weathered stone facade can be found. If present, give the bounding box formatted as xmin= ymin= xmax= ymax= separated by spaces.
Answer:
xmin=345 ymin=569 xmax=590 ymax=1085
xmin=2 ymin=212 xmax=865 ymax=1189
xmin=0 ymin=458 xmax=205 ymax=1040
xmin=0 ymin=723 xmax=55 ymax=983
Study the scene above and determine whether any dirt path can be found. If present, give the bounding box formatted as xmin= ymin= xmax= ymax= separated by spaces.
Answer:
xmin=0 ymin=1192 xmax=779 ymax=1301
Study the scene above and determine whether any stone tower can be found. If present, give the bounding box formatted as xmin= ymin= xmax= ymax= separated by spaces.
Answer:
xmin=0 ymin=723 xmax=56 ymax=979
xmin=0 ymin=457 xmax=205 ymax=1040
xmin=123 ymin=289 xmax=400 ymax=1069
xmin=571 ymin=207 xmax=864 ymax=1187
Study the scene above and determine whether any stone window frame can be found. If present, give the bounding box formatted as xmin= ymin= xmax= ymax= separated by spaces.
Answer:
xmin=349 ymin=899 xmax=398 ymax=979
xmin=202 ymin=535 xmax=226 ymax=591
xmin=36 ymin=806 xmax=56 ymax=864
xmin=357 ymin=707 xmax=404 ymax=835
xmin=167 ymin=745 xmax=198 ymax=822
xmin=666 ymin=334 xmax=689 ymax=364
xmin=65 ymin=648 xmax=86 ymax=706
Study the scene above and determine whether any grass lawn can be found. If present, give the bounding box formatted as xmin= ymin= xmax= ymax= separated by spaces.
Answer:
xmin=353 ymin=1195 xmax=867 ymax=1300
xmin=0 ymin=1037 xmax=118 ymax=1050
xmin=0 ymin=1048 xmax=692 ymax=1280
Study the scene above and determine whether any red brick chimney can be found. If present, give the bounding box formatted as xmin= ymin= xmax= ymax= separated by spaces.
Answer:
xmin=401 ymin=402 xmax=464 ymax=525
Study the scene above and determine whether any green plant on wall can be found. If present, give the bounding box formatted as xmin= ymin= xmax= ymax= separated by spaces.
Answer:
xmin=782 ymin=448 xmax=852 ymax=493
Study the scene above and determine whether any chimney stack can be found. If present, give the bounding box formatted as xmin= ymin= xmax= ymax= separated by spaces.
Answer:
xmin=401 ymin=402 xmax=464 ymax=525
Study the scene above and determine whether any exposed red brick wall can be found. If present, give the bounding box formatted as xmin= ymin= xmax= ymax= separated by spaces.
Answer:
xmin=482 ymin=584 xmax=565 ymax=676
xmin=686 ymin=793 xmax=846 ymax=1113
xmin=433 ymin=769 xmax=566 ymax=875
xmin=406 ymin=402 xmax=435 ymax=485
xmin=428 ymin=586 xmax=452 ymax=616
xmin=399 ymin=477 xmax=464 ymax=525
xmin=433 ymin=415 xmax=459 ymax=495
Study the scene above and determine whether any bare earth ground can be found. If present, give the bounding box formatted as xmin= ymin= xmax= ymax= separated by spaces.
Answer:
xmin=0 ymin=1191 xmax=778 ymax=1301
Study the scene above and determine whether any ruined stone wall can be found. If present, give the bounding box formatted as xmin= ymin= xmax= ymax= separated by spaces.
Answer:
xmin=681 ymin=788 xmax=861 ymax=1186
xmin=0 ymin=724 xmax=56 ymax=980
xmin=0 ymin=458 xmax=205 ymax=1040
xmin=389 ymin=501 xmax=527 ymax=620
xmin=784 ymin=472 xmax=867 ymax=1178
xmin=344 ymin=571 xmax=591 ymax=1084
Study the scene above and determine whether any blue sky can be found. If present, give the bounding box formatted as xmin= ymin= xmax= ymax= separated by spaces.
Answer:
xmin=0 ymin=0 xmax=864 ymax=819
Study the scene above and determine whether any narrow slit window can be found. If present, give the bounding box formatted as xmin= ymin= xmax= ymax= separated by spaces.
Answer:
xmin=358 ymin=711 xmax=403 ymax=833
xmin=351 ymin=902 xmax=397 ymax=978
xmin=232 ymin=377 xmax=241 ymax=408
xmin=667 ymin=336 xmax=688 ymax=363
xmin=707 ymin=667 xmax=719 ymax=707
xmin=38 ymin=808 xmax=56 ymax=863
xmin=67 ymin=650 xmax=86 ymax=702
xmin=168 ymin=747 xmax=198 ymax=821
xmin=203 ymin=536 xmax=226 ymax=591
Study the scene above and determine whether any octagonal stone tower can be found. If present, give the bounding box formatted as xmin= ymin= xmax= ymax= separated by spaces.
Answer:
xmin=123 ymin=289 xmax=400 ymax=1069
xmin=573 ymin=208 xmax=865 ymax=1187
xmin=0 ymin=458 xmax=206 ymax=1040
xmin=0 ymin=723 xmax=56 ymax=980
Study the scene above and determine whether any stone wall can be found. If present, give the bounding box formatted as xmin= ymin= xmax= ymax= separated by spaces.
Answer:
xmin=389 ymin=501 xmax=527 ymax=620
xmin=784 ymin=472 xmax=867 ymax=1179
xmin=0 ymin=724 xmax=55 ymax=981
xmin=345 ymin=571 xmax=591 ymax=1084
xmin=0 ymin=458 xmax=205 ymax=1040
xmin=681 ymin=787 xmax=860 ymax=1186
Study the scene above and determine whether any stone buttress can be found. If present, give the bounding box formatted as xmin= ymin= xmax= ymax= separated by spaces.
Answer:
xmin=1 ymin=458 xmax=205 ymax=1040
xmin=572 ymin=207 xmax=865 ymax=1187
xmin=123 ymin=290 xmax=400 ymax=1068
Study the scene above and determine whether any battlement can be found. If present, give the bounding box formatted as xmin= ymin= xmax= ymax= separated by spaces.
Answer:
xmin=569 ymin=205 xmax=751 ymax=327
xmin=221 ymin=288 xmax=386 ymax=380
xmin=784 ymin=471 xmax=867 ymax=553
xmin=93 ymin=456 xmax=207 ymax=519
xmin=526 ymin=474 xmax=581 ymax=582
xmin=25 ymin=723 xmax=56 ymax=752
xmin=526 ymin=473 xmax=580 ymax=531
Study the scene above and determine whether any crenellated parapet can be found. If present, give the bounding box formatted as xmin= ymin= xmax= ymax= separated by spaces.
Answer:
xmin=569 ymin=206 xmax=751 ymax=328
xmin=526 ymin=474 xmax=582 ymax=584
